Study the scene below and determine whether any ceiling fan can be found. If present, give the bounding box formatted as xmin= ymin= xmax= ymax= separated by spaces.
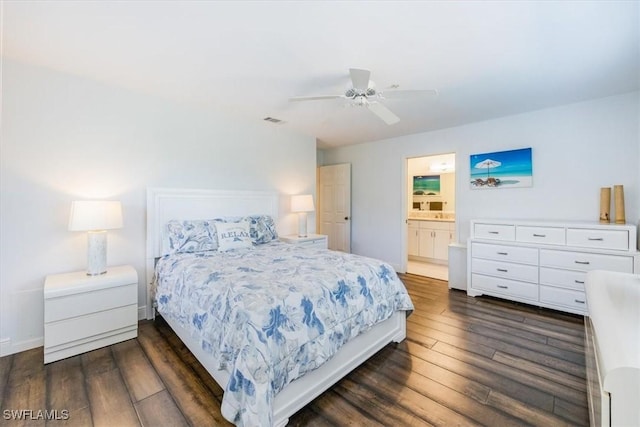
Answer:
xmin=289 ymin=68 xmax=437 ymax=125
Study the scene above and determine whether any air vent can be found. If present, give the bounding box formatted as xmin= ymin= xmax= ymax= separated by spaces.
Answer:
xmin=263 ymin=117 xmax=285 ymax=124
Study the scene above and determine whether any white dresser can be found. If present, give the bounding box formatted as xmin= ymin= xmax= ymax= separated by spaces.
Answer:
xmin=467 ymin=220 xmax=639 ymax=315
xmin=44 ymin=265 xmax=138 ymax=363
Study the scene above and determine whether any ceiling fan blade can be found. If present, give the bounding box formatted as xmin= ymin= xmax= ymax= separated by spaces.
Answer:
xmin=381 ymin=89 xmax=439 ymax=99
xmin=368 ymin=102 xmax=400 ymax=125
xmin=289 ymin=95 xmax=343 ymax=102
xmin=349 ymin=68 xmax=371 ymax=92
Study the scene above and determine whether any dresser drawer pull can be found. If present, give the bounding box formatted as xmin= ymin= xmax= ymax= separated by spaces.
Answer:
xmin=497 ymin=285 xmax=509 ymax=289
xmin=574 ymin=260 xmax=590 ymax=265
xmin=496 ymin=252 xmax=509 ymax=255
xmin=574 ymin=299 xmax=585 ymax=304
xmin=488 ymin=231 xmax=500 ymax=234
xmin=575 ymin=280 xmax=585 ymax=284
xmin=532 ymin=234 xmax=546 ymax=237
xmin=587 ymin=237 xmax=604 ymax=241
xmin=496 ymin=268 xmax=508 ymax=272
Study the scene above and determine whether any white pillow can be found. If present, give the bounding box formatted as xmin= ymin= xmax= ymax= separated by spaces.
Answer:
xmin=216 ymin=220 xmax=253 ymax=252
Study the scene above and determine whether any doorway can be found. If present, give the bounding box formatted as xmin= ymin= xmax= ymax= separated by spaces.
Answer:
xmin=406 ymin=153 xmax=456 ymax=280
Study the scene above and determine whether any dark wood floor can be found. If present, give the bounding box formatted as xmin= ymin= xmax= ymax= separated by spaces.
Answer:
xmin=0 ymin=274 xmax=589 ymax=426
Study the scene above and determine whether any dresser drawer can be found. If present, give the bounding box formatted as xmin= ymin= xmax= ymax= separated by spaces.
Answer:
xmin=539 ymin=249 xmax=633 ymax=273
xmin=539 ymin=267 xmax=586 ymax=291
xmin=472 ymin=242 xmax=538 ymax=265
xmin=539 ymin=286 xmax=587 ymax=312
xmin=566 ymin=228 xmax=630 ymax=251
xmin=472 ymin=258 xmax=538 ymax=283
xmin=474 ymin=223 xmax=515 ymax=241
xmin=516 ymin=226 xmax=565 ymax=246
xmin=45 ymin=283 xmax=137 ymax=323
xmin=45 ymin=304 xmax=138 ymax=348
xmin=471 ymin=274 xmax=538 ymax=301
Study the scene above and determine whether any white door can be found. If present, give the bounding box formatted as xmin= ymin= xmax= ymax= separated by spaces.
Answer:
xmin=319 ymin=163 xmax=351 ymax=252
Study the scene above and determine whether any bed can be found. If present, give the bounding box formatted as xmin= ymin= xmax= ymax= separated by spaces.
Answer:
xmin=145 ymin=188 xmax=413 ymax=427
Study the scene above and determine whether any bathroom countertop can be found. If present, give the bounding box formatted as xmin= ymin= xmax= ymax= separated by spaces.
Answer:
xmin=407 ymin=217 xmax=455 ymax=222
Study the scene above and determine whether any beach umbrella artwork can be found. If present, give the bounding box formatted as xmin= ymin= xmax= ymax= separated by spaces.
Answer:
xmin=475 ymin=158 xmax=501 ymax=179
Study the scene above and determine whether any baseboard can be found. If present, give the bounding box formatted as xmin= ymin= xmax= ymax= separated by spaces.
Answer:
xmin=0 ymin=336 xmax=43 ymax=357
xmin=138 ymin=305 xmax=147 ymax=320
xmin=0 ymin=338 xmax=10 ymax=357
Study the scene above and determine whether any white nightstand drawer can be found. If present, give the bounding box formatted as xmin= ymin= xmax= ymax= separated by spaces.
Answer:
xmin=45 ymin=283 xmax=137 ymax=323
xmin=539 ymin=286 xmax=587 ymax=312
xmin=472 ymin=258 xmax=538 ymax=283
xmin=280 ymin=234 xmax=328 ymax=249
xmin=566 ymin=228 xmax=629 ymax=251
xmin=297 ymin=238 xmax=327 ymax=249
xmin=474 ymin=223 xmax=515 ymax=241
xmin=539 ymin=249 xmax=633 ymax=273
xmin=44 ymin=265 xmax=138 ymax=363
xmin=516 ymin=226 xmax=565 ymax=245
xmin=45 ymin=304 xmax=138 ymax=348
xmin=472 ymin=242 xmax=538 ymax=265
xmin=539 ymin=267 xmax=586 ymax=291
xmin=471 ymin=274 xmax=538 ymax=301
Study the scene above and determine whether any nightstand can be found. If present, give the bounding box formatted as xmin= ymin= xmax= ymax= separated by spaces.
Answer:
xmin=280 ymin=234 xmax=328 ymax=250
xmin=44 ymin=265 xmax=138 ymax=363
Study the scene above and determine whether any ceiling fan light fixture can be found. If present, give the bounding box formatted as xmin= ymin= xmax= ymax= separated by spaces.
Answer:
xmin=355 ymin=96 xmax=369 ymax=107
xmin=288 ymin=68 xmax=436 ymax=126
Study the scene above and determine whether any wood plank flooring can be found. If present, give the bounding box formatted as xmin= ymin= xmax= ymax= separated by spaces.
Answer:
xmin=0 ymin=274 xmax=589 ymax=426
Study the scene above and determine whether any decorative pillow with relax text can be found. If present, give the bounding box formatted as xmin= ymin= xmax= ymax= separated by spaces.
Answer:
xmin=216 ymin=220 xmax=253 ymax=252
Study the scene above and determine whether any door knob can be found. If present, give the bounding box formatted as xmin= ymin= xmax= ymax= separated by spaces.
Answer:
xmin=344 ymin=216 xmax=349 ymax=220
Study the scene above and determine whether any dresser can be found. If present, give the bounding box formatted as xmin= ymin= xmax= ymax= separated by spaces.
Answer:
xmin=280 ymin=234 xmax=329 ymax=250
xmin=44 ymin=265 xmax=138 ymax=363
xmin=467 ymin=220 xmax=639 ymax=315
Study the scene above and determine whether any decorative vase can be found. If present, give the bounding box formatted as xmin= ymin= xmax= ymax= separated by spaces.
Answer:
xmin=599 ymin=187 xmax=611 ymax=223
xmin=614 ymin=185 xmax=626 ymax=224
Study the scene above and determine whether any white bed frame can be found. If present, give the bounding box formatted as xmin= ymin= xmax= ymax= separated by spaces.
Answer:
xmin=146 ymin=187 xmax=407 ymax=426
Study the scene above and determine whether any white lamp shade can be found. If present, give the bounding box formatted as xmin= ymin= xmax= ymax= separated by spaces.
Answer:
xmin=291 ymin=194 xmax=315 ymax=213
xmin=69 ymin=201 xmax=123 ymax=231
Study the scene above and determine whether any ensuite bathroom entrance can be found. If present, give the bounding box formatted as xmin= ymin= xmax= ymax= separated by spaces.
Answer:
xmin=406 ymin=153 xmax=456 ymax=281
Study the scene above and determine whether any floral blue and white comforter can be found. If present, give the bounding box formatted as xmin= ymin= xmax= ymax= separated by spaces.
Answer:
xmin=155 ymin=241 xmax=414 ymax=427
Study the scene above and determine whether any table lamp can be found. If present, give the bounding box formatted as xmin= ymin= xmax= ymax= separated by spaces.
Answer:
xmin=291 ymin=194 xmax=314 ymax=238
xmin=69 ymin=200 xmax=123 ymax=275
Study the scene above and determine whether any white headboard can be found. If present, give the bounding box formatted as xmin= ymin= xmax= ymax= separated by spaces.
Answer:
xmin=145 ymin=187 xmax=279 ymax=318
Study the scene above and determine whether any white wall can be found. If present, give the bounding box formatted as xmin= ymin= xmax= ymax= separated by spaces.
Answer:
xmin=320 ymin=92 xmax=640 ymax=270
xmin=0 ymin=60 xmax=317 ymax=355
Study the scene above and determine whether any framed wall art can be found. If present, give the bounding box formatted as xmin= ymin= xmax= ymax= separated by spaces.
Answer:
xmin=413 ymin=175 xmax=440 ymax=195
xmin=470 ymin=147 xmax=532 ymax=189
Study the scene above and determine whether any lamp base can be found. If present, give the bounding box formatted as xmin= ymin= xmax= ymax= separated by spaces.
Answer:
xmin=297 ymin=212 xmax=308 ymax=238
xmin=87 ymin=231 xmax=107 ymax=276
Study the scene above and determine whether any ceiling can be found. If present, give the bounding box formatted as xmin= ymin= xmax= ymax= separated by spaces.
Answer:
xmin=3 ymin=1 xmax=639 ymax=148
